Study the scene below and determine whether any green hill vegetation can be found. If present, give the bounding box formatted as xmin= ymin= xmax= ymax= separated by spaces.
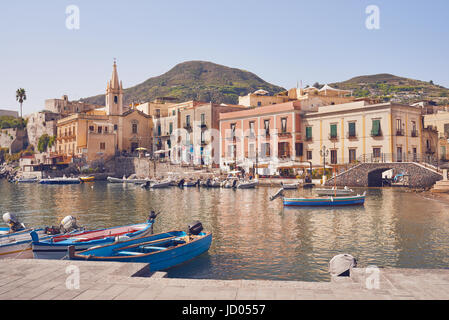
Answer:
xmin=329 ymin=74 xmax=449 ymax=105
xmin=81 ymin=61 xmax=286 ymax=106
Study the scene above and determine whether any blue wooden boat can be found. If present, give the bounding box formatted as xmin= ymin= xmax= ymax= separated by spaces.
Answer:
xmin=31 ymin=217 xmax=156 ymax=259
xmin=67 ymin=225 xmax=212 ymax=271
xmin=39 ymin=177 xmax=81 ymax=185
xmin=283 ymin=192 xmax=366 ymax=207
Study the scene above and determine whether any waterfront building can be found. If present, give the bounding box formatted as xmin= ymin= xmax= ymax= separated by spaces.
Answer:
xmin=424 ymin=110 xmax=449 ymax=161
xmin=238 ymin=89 xmax=291 ymax=107
xmin=219 ymin=101 xmax=303 ymax=175
xmin=152 ymin=100 xmax=205 ymax=160
xmin=45 ymin=95 xmax=101 ymax=117
xmin=219 ymin=100 xmax=438 ymax=176
xmin=55 ymin=61 xmax=153 ymax=162
xmin=177 ymin=102 xmax=246 ymax=166
xmin=302 ymin=101 xmax=435 ymax=167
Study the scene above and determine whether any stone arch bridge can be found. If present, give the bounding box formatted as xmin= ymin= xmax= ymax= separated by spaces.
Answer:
xmin=325 ymin=162 xmax=443 ymax=188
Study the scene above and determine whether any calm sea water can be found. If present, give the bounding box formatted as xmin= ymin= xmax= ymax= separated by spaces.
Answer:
xmin=1 ymin=180 xmax=448 ymax=281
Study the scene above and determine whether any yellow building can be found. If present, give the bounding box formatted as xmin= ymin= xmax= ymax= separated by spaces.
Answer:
xmin=56 ymin=61 xmax=153 ymax=162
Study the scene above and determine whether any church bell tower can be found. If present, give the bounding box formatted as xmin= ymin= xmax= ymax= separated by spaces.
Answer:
xmin=105 ymin=59 xmax=124 ymax=115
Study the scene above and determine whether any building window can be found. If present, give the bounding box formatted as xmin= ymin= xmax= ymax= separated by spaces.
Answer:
xmin=330 ymin=150 xmax=337 ymax=164
xmin=396 ymin=119 xmax=404 ymax=136
xmin=278 ymin=142 xmax=290 ymax=158
xmin=114 ymin=124 xmax=118 ymax=131
xmin=98 ymin=126 xmax=102 ymax=134
xmin=157 ymin=125 xmax=161 ymax=136
xmin=104 ymin=126 xmax=108 ymax=133
xmin=371 ymin=119 xmax=382 ymax=136
xmin=305 ymin=126 xmax=312 ymax=141
xmin=132 ymin=123 xmax=138 ymax=134
xmin=373 ymin=147 xmax=381 ymax=158
xmin=169 ymin=122 xmax=173 ymax=134
xmin=348 ymin=122 xmax=356 ymax=138
xmin=330 ymin=124 xmax=337 ymax=139
xmin=349 ymin=149 xmax=356 ymax=163
xmin=281 ymin=118 xmax=287 ymax=133
xmin=114 ymin=96 xmax=118 ymax=104
xmin=411 ymin=121 xmax=417 ymax=137
xmin=264 ymin=119 xmax=270 ymax=136
xmin=201 ymin=113 xmax=205 ymax=125
xmin=295 ymin=143 xmax=303 ymax=157
xmin=257 ymin=102 xmax=262 ymax=107
xmin=230 ymin=123 xmax=236 ymax=139
xmin=186 ymin=115 xmax=191 ymax=127
xmin=155 ymin=109 xmax=161 ymax=118
xmin=100 ymin=142 xmax=105 ymax=150
xmin=306 ymin=150 xmax=312 ymax=160
xmin=262 ymin=143 xmax=270 ymax=157
xmin=249 ymin=121 xmax=255 ymax=137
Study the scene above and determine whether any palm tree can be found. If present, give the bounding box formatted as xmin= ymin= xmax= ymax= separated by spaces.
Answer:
xmin=16 ymin=88 xmax=26 ymax=118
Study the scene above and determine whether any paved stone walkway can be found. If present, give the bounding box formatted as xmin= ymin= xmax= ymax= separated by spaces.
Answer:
xmin=0 ymin=259 xmax=448 ymax=300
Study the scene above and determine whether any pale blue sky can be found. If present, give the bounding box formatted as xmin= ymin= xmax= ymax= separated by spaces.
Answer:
xmin=1 ymin=0 xmax=448 ymax=115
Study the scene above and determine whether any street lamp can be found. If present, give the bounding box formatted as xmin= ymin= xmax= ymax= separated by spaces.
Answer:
xmin=320 ymin=145 xmax=329 ymax=172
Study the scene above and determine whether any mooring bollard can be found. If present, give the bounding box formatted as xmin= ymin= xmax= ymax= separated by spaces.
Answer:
xmin=329 ymin=254 xmax=357 ymax=277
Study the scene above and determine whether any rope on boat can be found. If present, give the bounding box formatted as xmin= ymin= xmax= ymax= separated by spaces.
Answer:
xmin=12 ymin=242 xmax=32 ymax=259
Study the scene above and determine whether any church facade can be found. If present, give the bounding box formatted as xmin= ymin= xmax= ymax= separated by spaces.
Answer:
xmin=55 ymin=61 xmax=153 ymax=163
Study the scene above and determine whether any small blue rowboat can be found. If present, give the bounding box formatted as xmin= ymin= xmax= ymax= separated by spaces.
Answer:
xmin=67 ymin=223 xmax=212 ymax=272
xmin=283 ymin=192 xmax=366 ymax=207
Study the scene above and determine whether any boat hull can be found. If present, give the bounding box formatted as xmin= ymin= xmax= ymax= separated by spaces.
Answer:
xmin=80 ymin=176 xmax=95 ymax=182
xmin=40 ymin=179 xmax=80 ymax=185
xmin=0 ymin=229 xmax=47 ymax=259
xmin=107 ymin=177 xmax=149 ymax=184
xmin=315 ymin=189 xmax=353 ymax=196
xmin=283 ymin=195 xmax=365 ymax=206
xmin=70 ymin=231 xmax=212 ymax=271
xmin=31 ymin=222 xmax=153 ymax=259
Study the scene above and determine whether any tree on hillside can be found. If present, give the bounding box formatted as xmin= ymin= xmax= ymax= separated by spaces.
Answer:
xmin=15 ymin=88 xmax=26 ymax=118
xmin=37 ymin=134 xmax=51 ymax=153
xmin=429 ymin=80 xmax=434 ymax=85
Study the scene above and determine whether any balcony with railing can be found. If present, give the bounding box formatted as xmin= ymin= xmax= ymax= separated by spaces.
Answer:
xmin=396 ymin=129 xmax=405 ymax=136
xmin=411 ymin=130 xmax=418 ymax=137
xmin=347 ymin=131 xmax=357 ymax=139
xmin=328 ymin=133 xmax=339 ymax=141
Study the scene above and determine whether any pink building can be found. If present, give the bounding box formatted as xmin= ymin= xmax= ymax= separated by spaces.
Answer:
xmin=219 ymin=101 xmax=304 ymax=176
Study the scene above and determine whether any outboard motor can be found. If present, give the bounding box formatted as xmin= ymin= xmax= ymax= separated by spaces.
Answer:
xmin=232 ymin=179 xmax=237 ymax=189
xmin=60 ymin=215 xmax=79 ymax=233
xmin=148 ymin=210 xmax=161 ymax=234
xmin=197 ymin=179 xmax=201 ymax=188
xmin=188 ymin=221 xmax=203 ymax=236
xmin=329 ymin=254 xmax=357 ymax=277
xmin=3 ymin=212 xmax=25 ymax=232
xmin=178 ymin=179 xmax=185 ymax=188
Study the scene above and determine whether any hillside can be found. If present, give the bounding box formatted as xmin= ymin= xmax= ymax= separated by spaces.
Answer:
xmin=81 ymin=61 xmax=286 ymax=106
xmin=329 ymin=74 xmax=449 ymax=105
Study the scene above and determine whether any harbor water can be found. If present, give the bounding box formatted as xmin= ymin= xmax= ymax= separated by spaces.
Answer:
xmin=0 ymin=180 xmax=448 ymax=281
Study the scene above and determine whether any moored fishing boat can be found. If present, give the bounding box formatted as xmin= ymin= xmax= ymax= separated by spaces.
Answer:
xmin=283 ymin=192 xmax=366 ymax=207
xmin=0 ymin=214 xmax=82 ymax=259
xmin=39 ymin=176 xmax=81 ymax=185
xmin=315 ymin=186 xmax=354 ymax=196
xmin=236 ymin=179 xmax=259 ymax=189
xmin=142 ymin=180 xmax=171 ymax=189
xmin=30 ymin=213 xmax=158 ymax=259
xmin=281 ymin=181 xmax=299 ymax=190
xmin=68 ymin=222 xmax=212 ymax=271
xmin=15 ymin=176 xmax=38 ymax=183
xmin=79 ymin=176 xmax=95 ymax=182
xmin=107 ymin=174 xmax=150 ymax=184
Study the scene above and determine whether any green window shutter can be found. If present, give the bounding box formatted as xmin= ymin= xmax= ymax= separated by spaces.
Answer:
xmin=372 ymin=120 xmax=380 ymax=135
xmin=348 ymin=122 xmax=356 ymax=136
xmin=306 ymin=127 xmax=312 ymax=139
xmin=330 ymin=124 xmax=337 ymax=137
